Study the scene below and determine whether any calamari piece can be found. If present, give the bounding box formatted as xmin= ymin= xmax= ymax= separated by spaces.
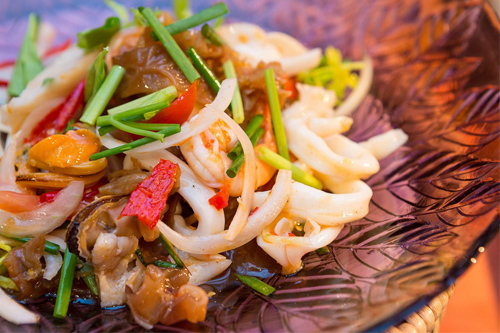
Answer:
xmin=217 ymin=23 xmax=321 ymax=76
xmin=254 ymin=180 xmax=372 ymax=227
xmin=283 ymin=84 xmax=380 ymax=179
xmin=42 ymin=252 xmax=63 ymax=280
xmin=360 ymin=129 xmax=408 ymax=160
xmin=125 ymin=150 xmax=225 ymax=236
xmin=178 ymin=251 xmax=232 ymax=285
xmin=91 ymin=233 xmax=140 ymax=307
xmin=257 ymin=218 xmax=342 ymax=275
xmin=0 ymin=288 xmax=39 ymax=324
xmin=1 ymin=46 xmax=97 ymax=135
xmin=157 ymin=169 xmax=292 ymax=254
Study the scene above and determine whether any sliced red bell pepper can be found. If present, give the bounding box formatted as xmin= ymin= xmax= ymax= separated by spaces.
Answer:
xmin=26 ymin=80 xmax=85 ymax=145
xmin=40 ymin=181 xmax=104 ymax=204
xmin=208 ymin=183 xmax=230 ymax=210
xmin=120 ymin=159 xmax=180 ymax=229
xmin=147 ymin=82 xmax=197 ymax=125
xmin=0 ymin=80 xmax=8 ymax=87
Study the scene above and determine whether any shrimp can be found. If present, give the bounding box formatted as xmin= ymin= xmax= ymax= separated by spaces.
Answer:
xmin=180 ymin=118 xmax=275 ymax=197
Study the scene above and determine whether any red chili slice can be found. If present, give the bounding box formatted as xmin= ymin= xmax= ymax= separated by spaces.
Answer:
xmin=208 ymin=183 xmax=230 ymax=210
xmin=120 ymin=159 xmax=180 ymax=229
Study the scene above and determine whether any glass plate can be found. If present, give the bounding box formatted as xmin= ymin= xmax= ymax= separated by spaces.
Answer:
xmin=0 ymin=0 xmax=498 ymax=332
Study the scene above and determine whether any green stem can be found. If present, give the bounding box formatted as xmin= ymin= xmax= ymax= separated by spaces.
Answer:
xmin=264 ymin=68 xmax=289 ymax=160
xmin=90 ymin=125 xmax=181 ymax=160
xmin=80 ymin=65 xmax=125 ymax=125
xmin=223 ymin=60 xmax=244 ymax=124
xmin=257 ymin=147 xmax=323 ymax=190
xmin=107 ymin=86 xmax=177 ymax=116
xmin=96 ymin=99 xmax=172 ymax=127
xmin=226 ymin=127 xmax=263 ymax=178
xmin=165 ymin=3 xmax=228 ymax=35
xmin=109 ymin=117 xmax=165 ymax=141
xmin=235 ymin=273 xmax=275 ymax=296
xmin=8 ymin=237 xmax=60 ymax=255
xmin=159 ymin=234 xmax=185 ymax=268
xmin=186 ymin=47 xmax=221 ymax=94
xmin=78 ymin=261 xmax=99 ymax=296
xmin=141 ymin=7 xmax=200 ymax=83
xmin=53 ymin=249 xmax=77 ymax=319
xmin=227 ymin=114 xmax=264 ymax=160
xmin=201 ymin=23 xmax=225 ymax=45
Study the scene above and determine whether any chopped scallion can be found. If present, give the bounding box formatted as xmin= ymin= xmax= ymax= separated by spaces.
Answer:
xmin=159 ymin=234 xmax=185 ymax=268
xmin=257 ymin=146 xmax=323 ymax=190
xmin=140 ymin=7 xmax=200 ymax=83
xmin=78 ymin=261 xmax=99 ymax=296
xmin=53 ymin=249 xmax=77 ymax=319
xmin=226 ymin=127 xmax=263 ymax=178
xmin=165 ymin=3 xmax=228 ymax=35
xmin=186 ymin=47 xmax=220 ymax=93
xmin=76 ymin=17 xmax=121 ymax=51
xmin=109 ymin=117 xmax=165 ymax=141
xmin=235 ymin=273 xmax=275 ymax=296
xmin=79 ymin=65 xmax=125 ymax=125
xmin=212 ymin=16 xmax=225 ymax=29
xmin=90 ymin=125 xmax=181 ymax=160
xmin=107 ymin=85 xmax=177 ymax=115
xmin=264 ymin=68 xmax=289 ymax=160
xmin=201 ymin=23 xmax=225 ymax=46
xmin=227 ymin=114 xmax=264 ymax=160
xmin=8 ymin=13 xmax=43 ymax=97
xmin=223 ymin=60 xmax=244 ymax=124
xmin=135 ymin=249 xmax=178 ymax=269
xmin=97 ymin=99 xmax=173 ymax=127
xmin=104 ymin=0 xmax=129 ymax=24
xmin=84 ymin=47 xmax=108 ymax=103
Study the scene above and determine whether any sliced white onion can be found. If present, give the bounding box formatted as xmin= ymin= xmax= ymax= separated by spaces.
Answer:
xmin=360 ymin=129 xmax=408 ymax=160
xmin=157 ymin=169 xmax=292 ymax=254
xmin=0 ymin=288 xmax=39 ymax=324
xmin=0 ymin=181 xmax=84 ymax=237
xmin=125 ymin=150 xmax=225 ymax=236
xmin=334 ymin=54 xmax=373 ymax=116
xmin=178 ymin=251 xmax=231 ymax=285
xmin=0 ymin=133 xmax=20 ymax=192
xmin=43 ymin=252 xmax=63 ymax=280
xmin=1 ymin=46 xmax=97 ymax=135
xmin=203 ymin=80 xmax=255 ymax=240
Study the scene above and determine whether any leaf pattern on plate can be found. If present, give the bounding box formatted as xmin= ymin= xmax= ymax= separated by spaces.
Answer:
xmin=0 ymin=0 xmax=498 ymax=332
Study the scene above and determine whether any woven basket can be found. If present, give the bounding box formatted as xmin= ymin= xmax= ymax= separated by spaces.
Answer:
xmin=388 ymin=286 xmax=455 ymax=333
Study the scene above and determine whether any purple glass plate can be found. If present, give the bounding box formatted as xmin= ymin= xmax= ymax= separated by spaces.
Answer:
xmin=0 ymin=0 xmax=498 ymax=332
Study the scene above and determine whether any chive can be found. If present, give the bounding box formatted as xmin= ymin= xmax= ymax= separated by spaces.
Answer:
xmin=104 ymin=0 xmax=129 ymax=24
xmin=53 ymin=249 xmax=77 ymax=319
xmin=227 ymin=114 xmax=264 ymax=160
xmin=201 ymin=24 xmax=224 ymax=46
xmin=264 ymin=68 xmax=289 ymax=160
xmin=121 ymin=122 xmax=179 ymax=131
xmin=165 ymin=3 xmax=228 ymax=35
xmin=223 ymin=60 xmax=244 ymax=124
xmin=98 ymin=125 xmax=115 ymax=136
xmin=78 ymin=261 xmax=99 ymax=296
xmin=151 ymin=260 xmax=177 ymax=268
xmin=76 ymin=17 xmax=121 ymax=51
xmin=235 ymin=274 xmax=275 ymax=296
xmin=135 ymin=249 xmax=148 ymax=266
xmin=107 ymin=86 xmax=177 ymax=115
xmin=257 ymin=147 xmax=323 ymax=190
xmin=226 ymin=127 xmax=263 ymax=178
xmin=97 ymin=99 xmax=173 ymax=126
xmin=109 ymin=117 xmax=164 ymax=141
xmin=9 ymin=237 xmax=60 ymax=255
xmin=141 ymin=7 xmax=200 ymax=83
xmin=315 ymin=247 xmax=330 ymax=255
xmin=131 ymin=8 xmax=147 ymax=26
xmin=90 ymin=125 xmax=181 ymax=160
xmin=159 ymin=234 xmax=184 ymax=268
xmin=85 ymin=47 xmax=108 ymax=103
xmin=80 ymin=65 xmax=125 ymax=125
xmin=8 ymin=13 xmax=43 ymax=97
xmin=173 ymin=0 xmax=192 ymax=20
xmin=186 ymin=47 xmax=220 ymax=93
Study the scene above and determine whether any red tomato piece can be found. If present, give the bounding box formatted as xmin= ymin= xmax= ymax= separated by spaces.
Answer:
xmin=0 ymin=191 xmax=40 ymax=213
xmin=147 ymin=82 xmax=197 ymax=125
xmin=120 ymin=159 xmax=180 ymax=229
xmin=26 ymin=80 xmax=85 ymax=145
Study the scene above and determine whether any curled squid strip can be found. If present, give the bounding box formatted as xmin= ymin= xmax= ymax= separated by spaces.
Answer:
xmin=157 ymin=169 xmax=292 ymax=255
xmin=360 ymin=129 xmax=408 ymax=160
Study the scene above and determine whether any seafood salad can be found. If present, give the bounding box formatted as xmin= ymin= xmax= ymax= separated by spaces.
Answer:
xmin=0 ymin=1 xmax=408 ymax=329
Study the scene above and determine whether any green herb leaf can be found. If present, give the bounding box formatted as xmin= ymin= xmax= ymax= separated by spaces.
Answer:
xmin=264 ymin=68 xmax=289 ymax=160
xmin=7 ymin=13 xmax=43 ymax=97
xmin=76 ymin=17 xmax=121 ymax=51
xmin=84 ymin=47 xmax=108 ymax=103
xmin=235 ymin=274 xmax=276 ymax=296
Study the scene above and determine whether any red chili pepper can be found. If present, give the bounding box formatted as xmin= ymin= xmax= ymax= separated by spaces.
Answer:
xmin=288 ymin=233 xmax=296 ymax=237
xmin=26 ymin=80 xmax=85 ymax=145
xmin=43 ymin=39 xmax=72 ymax=58
xmin=0 ymin=59 xmax=16 ymax=69
xmin=208 ymin=183 xmax=230 ymax=210
xmin=120 ymin=159 xmax=180 ymax=229
xmin=40 ymin=180 xmax=105 ymax=204
xmin=283 ymin=77 xmax=298 ymax=100
xmin=249 ymin=207 xmax=259 ymax=216
xmin=0 ymin=80 xmax=8 ymax=87
xmin=147 ymin=82 xmax=197 ymax=125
